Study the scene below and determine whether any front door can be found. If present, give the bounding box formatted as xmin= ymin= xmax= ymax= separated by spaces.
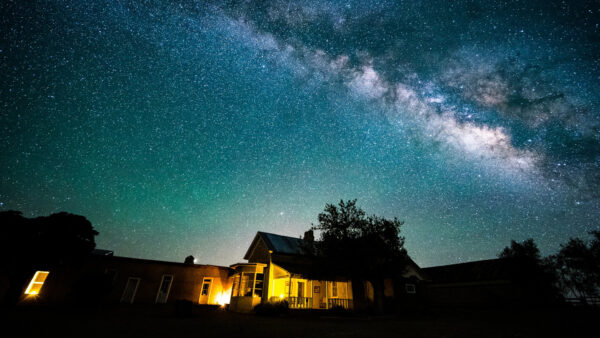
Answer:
xmin=199 ymin=278 xmax=212 ymax=304
xmin=297 ymin=281 xmax=304 ymax=298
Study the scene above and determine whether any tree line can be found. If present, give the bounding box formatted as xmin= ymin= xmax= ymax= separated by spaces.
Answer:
xmin=500 ymin=234 xmax=600 ymax=302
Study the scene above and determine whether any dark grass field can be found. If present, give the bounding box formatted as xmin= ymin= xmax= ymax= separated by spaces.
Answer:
xmin=3 ymin=304 xmax=599 ymax=338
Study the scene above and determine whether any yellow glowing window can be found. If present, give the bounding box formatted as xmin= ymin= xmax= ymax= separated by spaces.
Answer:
xmin=25 ymin=271 xmax=49 ymax=295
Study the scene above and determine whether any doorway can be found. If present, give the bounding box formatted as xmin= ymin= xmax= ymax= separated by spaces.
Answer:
xmin=199 ymin=278 xmax=212 ymax=304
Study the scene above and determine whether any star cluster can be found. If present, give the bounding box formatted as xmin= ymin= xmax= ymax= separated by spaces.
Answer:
xmin=1 ymin=0 xmax=599 ymax=266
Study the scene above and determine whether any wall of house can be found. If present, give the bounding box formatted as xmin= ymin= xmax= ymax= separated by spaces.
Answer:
xmin=424 ymin=281 xmax=524 ymax=307
xmin=246 ymin=238 xmax=270 ymax=264
xmin=17 ymin=256 xmax=231 ymax=306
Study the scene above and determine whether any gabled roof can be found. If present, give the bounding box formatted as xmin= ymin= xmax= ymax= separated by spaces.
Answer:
xmin=243 ymin=231 xmax=315 ymax=260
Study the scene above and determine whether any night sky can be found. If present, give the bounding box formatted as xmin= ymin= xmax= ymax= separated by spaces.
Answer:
xmin=2 ymin=0 xmax=599 ymax=267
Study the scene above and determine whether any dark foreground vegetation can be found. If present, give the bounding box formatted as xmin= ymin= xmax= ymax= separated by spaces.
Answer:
xmin=3 ymin=303 xmax=598 ymax=338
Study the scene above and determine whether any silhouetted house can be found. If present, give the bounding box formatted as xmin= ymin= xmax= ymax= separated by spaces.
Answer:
xmin=422 ymin=258 xmax=525 ymax=307
xmin=228 ymin=231 xmax=425 ymax=312
xmin=11 ymin=231 xmax=538 ymax=311
xmin=16 ymin=251 xmax=232 ymax=306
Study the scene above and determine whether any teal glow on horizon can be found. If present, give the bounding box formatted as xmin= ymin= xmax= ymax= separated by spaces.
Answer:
xmin=1 ymin=0 xmax=599 ymax=267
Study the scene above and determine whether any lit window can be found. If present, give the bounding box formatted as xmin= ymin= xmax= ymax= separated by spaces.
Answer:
xmin=241 ymin=273 xmax=254 ymax=297
xmin=405 ymin=283 xmax=416 ymax=294
xmin=331 ymin=281 xmax=338 ymax=298
xmin=232 ymin=275 xmax=240 ymax=297
xmin=25 ymin=271 xmax=49 ymax=295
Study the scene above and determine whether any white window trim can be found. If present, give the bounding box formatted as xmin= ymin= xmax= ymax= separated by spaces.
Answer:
xmin=120 ymin=277 xmax=141 ymax=303
xmin=405 ymin=283 xmax=416 ymax=294
xmin=155 ymin=274 xmax=174 ymax=303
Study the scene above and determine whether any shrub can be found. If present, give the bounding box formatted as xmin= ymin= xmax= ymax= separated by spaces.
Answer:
xmin=327 ymin=305 xmax=353 ymax=317
xmin=254 ymin=300 xmax=289 ymax=316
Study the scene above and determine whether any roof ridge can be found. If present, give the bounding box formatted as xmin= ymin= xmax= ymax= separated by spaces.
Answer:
xmin=258 ymin=230 xmax=303 ymax=240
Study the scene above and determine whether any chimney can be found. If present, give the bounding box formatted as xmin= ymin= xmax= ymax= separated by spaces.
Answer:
xmin=184 ymin=255 xmax=195 ymax=265
xmin=304 ymin=230 xmax=314 ymax=243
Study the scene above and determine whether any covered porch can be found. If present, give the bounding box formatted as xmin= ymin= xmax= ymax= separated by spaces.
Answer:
xmin=268 ymin=263 xmax=353 ymax=310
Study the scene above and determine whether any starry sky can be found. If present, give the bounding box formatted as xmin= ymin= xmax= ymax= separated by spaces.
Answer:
xmin=1 ymin=0 xmax=599 ymax=267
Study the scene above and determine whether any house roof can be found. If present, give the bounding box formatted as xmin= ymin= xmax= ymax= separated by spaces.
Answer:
xmin=92 ymin=249 xmax=114 ymax=256
xmin=243 ymin=231 xmax=424 ymax=279
xmin=422 ymin=258 xmax=512 ymax=283
xmin=243 ymin=231 xmax=316 ymax=259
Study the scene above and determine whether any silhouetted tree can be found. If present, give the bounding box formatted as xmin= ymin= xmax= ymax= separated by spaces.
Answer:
xmin=311 ymin=199 xmax=408 ymax=313
xmin=498 ymin=238 xmax=561 ymax=305
xmin=552 ymin=231 xmax=600 ymax=300
xmin=0 ymin=210 xmax=98 ymax=304
xmin=184 ymin=255 xmax=195 ymax=264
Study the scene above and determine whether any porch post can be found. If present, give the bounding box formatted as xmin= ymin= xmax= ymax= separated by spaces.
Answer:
xmin=310 ymin=280 xmax=313 ymax=309
xmin=265 ymin=250 xmax=273 ymax=302
xmin=325 ymin=280 xmax=329 ymax=309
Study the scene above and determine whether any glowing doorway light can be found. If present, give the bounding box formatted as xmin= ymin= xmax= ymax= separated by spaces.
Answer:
xmin=215 ymin=289 xmax=231 ymax=306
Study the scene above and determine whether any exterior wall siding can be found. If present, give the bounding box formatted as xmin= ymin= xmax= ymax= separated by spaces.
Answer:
xmin=18 ymin=256 xmax=231 ymax=306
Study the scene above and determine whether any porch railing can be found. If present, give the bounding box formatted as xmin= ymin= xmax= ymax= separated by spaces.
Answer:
xmin=287 ymin=297 xmax=313 ymax=308
xmin=328 ymin=298 xmax=353 ymax=309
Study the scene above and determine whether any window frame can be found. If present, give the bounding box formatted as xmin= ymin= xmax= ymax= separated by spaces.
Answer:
xmin=201 ymin=277 xmax=213 ymax=298
xmin=24 ymin=271 xmax=50 ymax=295
xmin=240 ymin=272 xmax=254 ymax=297
xmin=331 ymin=281 xmax=338 ymax=298
xmin=155 ymin=274 xmax=174 ymax=303
xmin=120 ymin=277 xmax=141 ymax=304
xmin=405 ymin=283 xmax=416 ymax=294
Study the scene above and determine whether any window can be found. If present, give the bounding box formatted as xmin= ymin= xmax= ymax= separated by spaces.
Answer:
xmin=331 ymin=282 xmax=338 ymax=298
xmin=405 ymin=283 xmax=416 ymax=294
xmin=201 ymin=278 xmax=212 ymax=296
xmin=25 ymin=271 xmax=49 ymax=295
xmin=232 ymin=274 xmax=240 ymax=297
xmin=241 ymin=273 xmax=254 ymax=297
xmin=155 ymin=275 xmax=173 ymax=303
xmin=254 ymin=273 xmax=264 ymax=298
xmin=121 ymin=277 xmax=140 ymax=303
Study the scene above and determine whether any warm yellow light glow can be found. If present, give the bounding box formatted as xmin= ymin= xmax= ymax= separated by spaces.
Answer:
xmin=25 ymin=271 xmax=49 ymax=295
xmin=279 ymin=294 xmax=284 ymax=299
xmin=215 ymin=288 xmax=231 ymax=306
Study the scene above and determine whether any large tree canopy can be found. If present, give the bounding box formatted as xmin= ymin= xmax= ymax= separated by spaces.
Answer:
xmin=0 ymin=210 xmax=98 ymax=269
xmin=310 ymin=200 xmax=408 ymax=313
xmin=552 ymin=231 xmax=600 ymax=299
xmin=498 ymin=238 xmax=561 ymax=304
xmin=311 ymin=199 xmax=408 ymax=277
xmin=0 ymin=210 xmax=98 ymax=304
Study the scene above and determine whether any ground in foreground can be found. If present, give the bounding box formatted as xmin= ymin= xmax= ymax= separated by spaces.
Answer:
xmin=3 ymin=304 xmax=597 ymax=338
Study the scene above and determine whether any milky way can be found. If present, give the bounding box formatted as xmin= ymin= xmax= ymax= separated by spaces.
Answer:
xmin=1 ymin=0 xmax=599 ymax=266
